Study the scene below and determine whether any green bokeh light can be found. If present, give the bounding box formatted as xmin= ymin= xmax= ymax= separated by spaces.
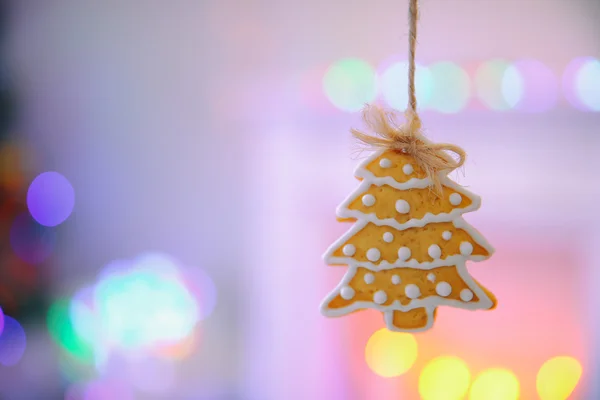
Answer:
xmin=47 ymin=298 xmax=94 ymax=364
xmin=429 ymin=62 xmax=471 ymax=113
xmin=474 ymin=60 xmax=512 ymax=110
xmin=323 ymin=58 xmax=377 ymax=112
xmin=381 ymin=62 xmax=433 ymax=110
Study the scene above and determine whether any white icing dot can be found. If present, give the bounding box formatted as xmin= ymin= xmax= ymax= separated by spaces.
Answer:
xmin=436 ymin=282 xmax=452 ymax=297
xmin=449 ymin=193 xmax=463 ymax=206
xmin=460 ymin=241 xmax=474 ymax=256
xmin=402 ymin=163 xmax=414 ymax=175
xmin=442 ymin=231 xmax=452 ymax=241
xmin=460 ymin=289 xmax=474 ymax=302
xmin=342 ymin=244 xmax=356 ymax=256
xmin=397 ymin=247 xmax=411 ymax=261
xmin=373 ymin=290 xmax=388 ymax=305
xmin=379 ymin=158 xmax=392 ymax=168
xmin=428 ymin=244 xmax=442 ymax=259
xmin=395 ymin=199 xmax=410 ymax=214
xmin=366 ymin=248 xmax=381 ymax=262
xmin=405 ymin=284 xmax=421 ymax=299
xmin=340 ymin=286 xmax=355 ymax=300
xmin=391 ymin=275 xmax=401 ymax=285
xmin=362 ymin=194 xmax=376 ymax=207
xmin=427 ymin=273 xmax=436 ymax=282
xmin=364 ymin=273 xmax=375 ymax=284
xmin=383 ymin=232 xmax=394 ymax=243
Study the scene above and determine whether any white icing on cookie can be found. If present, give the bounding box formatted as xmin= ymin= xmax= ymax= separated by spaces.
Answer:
xmin=395 ymin=199 xmax=410 ymax=214
xmin=366 ymin=248 xmax=381 ymax=262
xmin=383 ymin=232 xmax=394 ymax=243
xmin=442 ymin=231 xmax=452 ymax=241
xmin=342 ymin=244 xmax=356 ymax=256
xmin=427 ymin=273 xmax=436 ymax=282
xmin=373 ymin=290 xmax=387 ymax=304
xmin=397 ymin=247 xmax=411 ymax=261
xmin=402 ymin=164 xmax=414 ymax=175
xmin=460 ymin=289 xmax=474 ymax=302
xmin=428 ymin=244 xmax=442 ymax=259
xmin=436 ymin=282 xmax=452 ymax=297
xmin=391 ymin=275 xmax=401 ymax=285
xmin=460 ymin=241 xmax=474 ymax=256
xmin=379 ymin=158 xmax=392 ymax=168
xmin=405 ymin=284 xmax=421 ymax=299
xmin=362 ymin=194 xmax=376 ymax=207
xmin=449 ymin=193 xmax=462 ymax=206
xmin=340 ymin=286 xmax=355 ymax=300
xmin=364 ymin=273 xmax=375 ymax=284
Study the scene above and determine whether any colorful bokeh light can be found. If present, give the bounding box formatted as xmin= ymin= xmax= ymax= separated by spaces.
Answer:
xmin=536 ymin=356 xmax=582 ymax=400
xmin=502 ymin=60 xmax=557 ymax=112
xmin=562 ymin=57 xmax=593 ymax=111
xmin=429 ymin=62 xmax=471 ymax=113
xmin=469 ymin=368 xmax=520 ymax=400
xmin=129 ymin=356 xmax=176 ymax=394
xmin=574 ymin=58 xmax=600 ymax=111
xmin=380 ymin=62 xmax=433 ymax=110
xmin=9 ymin=213 xmax=56 ymax=264
xmin=419 ymin=356 xmax=471 ymax=400
xmin=82 ymin=380 xmax=134 ymax=400
xmin=27 ymin=171 xmax=75 ymax=227
xmin=0 ymin=316 xmax=27 ymax=366
xmin=474 ymin=60 xmax=512 ymax=110
xmin=323 ymin=58 xmax=377 ymax=112
xmin=47 ymin=298 xmax=95 ymax=364
xmin=365 ymin=328 xmax=417 ymax=377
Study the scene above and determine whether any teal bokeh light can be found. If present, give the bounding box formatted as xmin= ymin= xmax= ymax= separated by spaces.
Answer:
xmin=575 ymin=58 xmax=600 ymax=111
xmin=429 ymin=62 xmax=471 ymax=113
xmin=380 ymin=62 xmax=433 ymax=110
xmin=323 ymin=58 xmax=377 ymax=112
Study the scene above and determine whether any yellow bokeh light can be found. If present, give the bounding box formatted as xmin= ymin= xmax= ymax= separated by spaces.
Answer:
xmin=469 ymin=368 xmax=520 ymax=400
xmin=365 ymin=328 xmax=418 ymax=377
xmin=419 ymin=356 xmax=471 ymax=400
xmin=536 ymin=356 xmax=582 ymax=400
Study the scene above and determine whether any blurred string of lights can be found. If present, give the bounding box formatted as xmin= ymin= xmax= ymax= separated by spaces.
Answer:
xmin=322 ymin=57 xmax=600 ymax=113
xmin=363 ymin=330 xmax=582 ymax=399
xmin=46 ymin=252 xmax=217 ymax=397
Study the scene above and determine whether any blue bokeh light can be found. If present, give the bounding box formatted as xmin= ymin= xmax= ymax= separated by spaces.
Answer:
xmin=380 ymin=61 xmax=433 ymax=110
xmin=27 ymin=171 xmax=75 ymax=227
xmin=0 ymin=316 xmax=27 ymax=366
xmin=575 ymin=58 xmax=600 ymax=111
xmin=0 ymin=306 xmax=4 ymax=337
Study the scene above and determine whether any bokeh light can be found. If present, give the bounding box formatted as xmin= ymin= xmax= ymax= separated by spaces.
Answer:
xmin=469 ymin=368 xmax=520 ymax=400
xmin=536 ymin=356 xmax=582 ymax=400
xmin=9 ymin=212 xmax=56 ymax=264
xmin=323 ymin=58 xmax=377 ymax=112
xmin=474 ymin=60 xmax=512 ymax=110
xmin=94 ymin=256 xmax=199 ymax=350
xmin=180 ymin=266 xmax=217 ymax=320
xmin=27 ymin=171 xmax=75 ymax=227
xmin=0 ymin=305 xmax=4 ymax=336
xmin=48 ymin=298 xmax=95 ymax=364
xmin=365 ymin=328 xmax=417 ymax=377
xmin=0 ymin=316 xmax=27 ymax=366
xmin=502 ymin=59 xmax=557 ymax=112
xmin=380 ymin=61 xmax=433 ymax=110
xmin=574 ymin=58 xmax=600 ymax=111
xmin=429 ymin=62 xmax=471 ymax=113
xmin=419 ymin=356 xmax=471 ymax=400
xmin=154 ymin=328 xmax=200 ymax=361
xmin=562 ymin=57 xmax=593 ymax=110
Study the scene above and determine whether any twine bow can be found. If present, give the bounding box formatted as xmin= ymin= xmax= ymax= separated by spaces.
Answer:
xmin=351 ymin=104 xmax=466 ymax=195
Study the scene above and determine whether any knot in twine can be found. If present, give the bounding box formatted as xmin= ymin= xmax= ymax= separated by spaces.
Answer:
xmin=351 ymin=104 xmax=466 ymax=195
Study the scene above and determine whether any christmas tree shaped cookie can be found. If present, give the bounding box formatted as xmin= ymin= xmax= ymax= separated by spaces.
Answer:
xmin=321 ymin=149 xmax=496 ymax=332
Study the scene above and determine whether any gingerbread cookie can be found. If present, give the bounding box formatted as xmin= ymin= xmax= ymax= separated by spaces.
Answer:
xmin=321 ymin=149 xmax=496 ymax=332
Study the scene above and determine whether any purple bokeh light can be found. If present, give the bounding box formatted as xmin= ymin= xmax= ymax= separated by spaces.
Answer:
xmin=27 ymin=171 xmax=75 ymax=227
xmin=503 ymin=59 xmax=558 ymax=113
xmin=181 ymin=267 xmax=217 ymax=321
xmin=0 ymin=316 xmax=27 ymax=366
xmin=10 ymin=213 xmax=56 ymax=265
xmin=562 ymin=57 xmax=593 ymax=111
xmin=83 ymin=380 xmax=134 ymax=400
xmin=0 ymin=306 xmax=4 ymax=337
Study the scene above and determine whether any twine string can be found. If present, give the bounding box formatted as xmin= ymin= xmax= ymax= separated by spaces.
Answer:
xmin=352 ymin=0 xmax=466 ymax=195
